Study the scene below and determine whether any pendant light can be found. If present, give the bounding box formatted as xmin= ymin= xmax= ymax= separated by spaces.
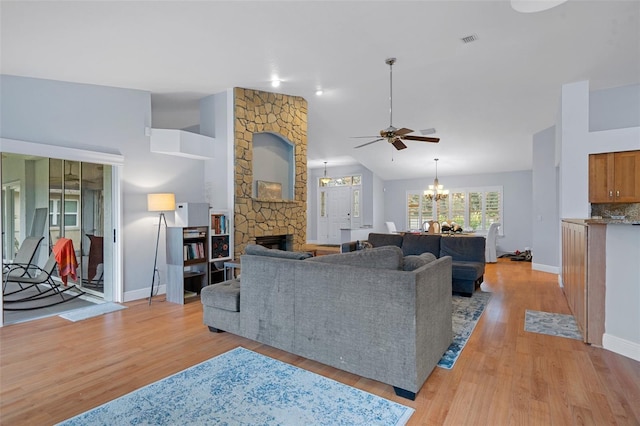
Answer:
xmin=320 ymin=161 xmax=331 ymax=185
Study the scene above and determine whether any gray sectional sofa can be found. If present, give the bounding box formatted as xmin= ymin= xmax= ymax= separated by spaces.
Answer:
xmin=342 ymin=232 xmax=486 ymax=296
xmin=202 ymin=244 xmax=453 ymax=400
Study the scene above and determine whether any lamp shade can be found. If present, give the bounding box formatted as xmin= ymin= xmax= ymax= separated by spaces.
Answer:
xmin=147 ymin=193 xmax=176 ymax=212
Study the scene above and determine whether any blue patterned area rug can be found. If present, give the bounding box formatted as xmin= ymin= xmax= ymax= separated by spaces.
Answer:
xmin=524 ymin=310 xmax=583 ymax=340
xmin=57 ymin=347 xmax=414 ymax=426
xmin=438 ymin=291 xmax=492 ymax=369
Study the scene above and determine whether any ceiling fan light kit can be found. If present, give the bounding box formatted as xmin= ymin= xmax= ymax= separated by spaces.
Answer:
xmin=353 ymin=58 xmax=440 ymax=151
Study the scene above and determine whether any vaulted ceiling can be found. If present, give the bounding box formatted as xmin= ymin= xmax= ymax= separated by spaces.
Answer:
xmin=1 ymin=1 xmax=638 ymax=180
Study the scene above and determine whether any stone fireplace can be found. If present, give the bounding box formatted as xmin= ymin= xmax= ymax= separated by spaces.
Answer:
xmin=233 ymin=88 xmax=307 ymax=258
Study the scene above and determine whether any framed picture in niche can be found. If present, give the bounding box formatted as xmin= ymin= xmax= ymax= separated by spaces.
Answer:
xmin=257 ymin=180 xmax=282 ymax=200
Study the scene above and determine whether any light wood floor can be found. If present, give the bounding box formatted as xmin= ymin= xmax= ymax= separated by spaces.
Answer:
xmin=1 ymin=259 xmax=639 ymax=425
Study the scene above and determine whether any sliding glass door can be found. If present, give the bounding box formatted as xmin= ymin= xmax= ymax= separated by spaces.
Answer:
xmin=2 ymin=154 xmax=111 ymax=298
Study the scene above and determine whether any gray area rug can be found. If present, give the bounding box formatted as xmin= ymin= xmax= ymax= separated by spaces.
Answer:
xmin=59 ymin=302 xmax=127 ymax=322
xmin=524 ymin=309 xmax=583 ymax=340
xmin=3 ymin=289 xmax=97 ymax=325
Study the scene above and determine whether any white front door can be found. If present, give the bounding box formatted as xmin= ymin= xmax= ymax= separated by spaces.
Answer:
xmin=316 ymin=186 xmax=352 ymax=245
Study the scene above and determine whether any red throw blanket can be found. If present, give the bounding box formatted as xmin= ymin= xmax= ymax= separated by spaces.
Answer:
xmin=53 ymin=238 xmax=78 ymax=285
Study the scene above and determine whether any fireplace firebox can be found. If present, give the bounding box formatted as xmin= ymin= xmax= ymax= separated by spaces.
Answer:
xmin=255 ymin=234 xmax=292 ymax=251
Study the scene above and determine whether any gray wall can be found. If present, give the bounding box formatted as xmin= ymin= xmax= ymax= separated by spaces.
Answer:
xmin=589 ymin=84 xmax=640 ymax=132
xmin=532 ymin=126 xmax=560 ymax=271
xmin=383 ymin=170 xmax=533 ymax=255
xmin=1 ymin=75 xmax=207 ymax=300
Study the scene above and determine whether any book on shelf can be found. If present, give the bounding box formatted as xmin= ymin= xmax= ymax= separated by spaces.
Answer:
xmin=184 ymin=230 xmax=204 ymax=239
xmin=210 ymin=214 xmax=227 ymax=235
xmin=184 ymin=242 xmax=205 ymax=260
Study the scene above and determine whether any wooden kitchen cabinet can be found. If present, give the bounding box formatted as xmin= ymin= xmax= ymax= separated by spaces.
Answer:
xmin=561 ymin=220 xmax=605 ymax=346
xmin=589 ymin=150 xmax=640 ymax=203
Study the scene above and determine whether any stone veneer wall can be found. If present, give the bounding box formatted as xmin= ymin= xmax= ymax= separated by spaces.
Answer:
xmin=233 ymin=87 xmax=308 ymax=258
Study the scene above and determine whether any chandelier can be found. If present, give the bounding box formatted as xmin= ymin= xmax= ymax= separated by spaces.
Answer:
xmin=424 ymin=158 xmax=449 ymax=201
xmin=319 ymin=161 xmax=331 ymax=185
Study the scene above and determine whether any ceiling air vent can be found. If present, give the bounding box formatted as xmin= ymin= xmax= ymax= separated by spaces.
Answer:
xmin=461 ymin=34 xmax=478 ymax=44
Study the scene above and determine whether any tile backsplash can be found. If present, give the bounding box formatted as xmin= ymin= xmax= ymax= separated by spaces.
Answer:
xmin=590 ymin=203 xmax=640 ymax=220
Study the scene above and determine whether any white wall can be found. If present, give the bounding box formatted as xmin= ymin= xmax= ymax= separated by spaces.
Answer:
xmin=603 ymin=225 xmax=640 ymax=362
xmin=201 ymin=90 xmax=232 ymax=211
xmin=0 ymin=75 xmax=207 ymax=301
xmin=532 ymin=126 xmax=560 ymax=272
xmin=383 ymin=170 xmax=533 ymax=255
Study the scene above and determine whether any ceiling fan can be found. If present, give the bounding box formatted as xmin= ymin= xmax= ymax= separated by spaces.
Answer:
xmin=353 ymin=58 xmax=440 ymax=151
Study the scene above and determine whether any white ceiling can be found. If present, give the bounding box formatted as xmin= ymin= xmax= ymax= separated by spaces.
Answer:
xmin=1 ymin=1 xmax=639 ymax=180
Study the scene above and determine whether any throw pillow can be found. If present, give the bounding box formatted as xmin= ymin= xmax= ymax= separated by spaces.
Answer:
xmin=402 ymin=252 xmax=437 ymax=271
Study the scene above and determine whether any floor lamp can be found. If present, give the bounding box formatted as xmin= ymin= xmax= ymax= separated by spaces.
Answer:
xmin=147 ymin=193 xmax=176 ymax=304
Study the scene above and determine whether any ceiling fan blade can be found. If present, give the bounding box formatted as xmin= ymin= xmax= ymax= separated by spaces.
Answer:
xmin=354 ymin=138 xmax=384 ymax=149
xmin=351 ymin=135 xmax=382 ymax=139
xmin=391 ymin=139 xmax=408 ymax=150
xmin=401 ymin=135 xmax=440 ymax=143
xmin=394 ymin=127 xmax=414 ymax=136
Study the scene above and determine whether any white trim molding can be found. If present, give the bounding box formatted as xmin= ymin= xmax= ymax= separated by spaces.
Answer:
xmin=603 ymin=333 xmax=640 ymax=362
xmin=532 ymin=263 xmax=560 ymax=274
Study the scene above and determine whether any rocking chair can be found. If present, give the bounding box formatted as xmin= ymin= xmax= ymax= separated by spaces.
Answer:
xmin=4 ymin=249 xmax=85 ymax=310
xmin=3 ymin=236 xmax=44 ymax=289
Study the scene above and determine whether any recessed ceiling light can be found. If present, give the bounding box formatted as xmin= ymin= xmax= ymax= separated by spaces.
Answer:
xmin=271 ymin=79 xmax=281 ymax=88
xmin=315 ymin=89 xmax=323 ymax=96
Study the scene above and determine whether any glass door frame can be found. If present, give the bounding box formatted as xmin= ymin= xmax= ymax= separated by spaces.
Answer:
xmin=0 ymin=137 xmax=124 ymax=327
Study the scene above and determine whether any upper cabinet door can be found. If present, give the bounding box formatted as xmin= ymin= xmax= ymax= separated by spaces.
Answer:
xmin=613 ymin=150 xmax=640 ymax=203
xmin=588 ymin=153 xmax=614 ymax=203
xmin=589 ymin=150 xmax=640 ymax=203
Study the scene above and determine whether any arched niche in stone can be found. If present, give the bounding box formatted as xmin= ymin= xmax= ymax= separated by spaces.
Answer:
xmin=252 ymin=132 xmax=294 ymax=201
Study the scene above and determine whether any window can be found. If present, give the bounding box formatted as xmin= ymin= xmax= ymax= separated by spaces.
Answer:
xmin=352 ymin=189 xmax=360 ymax=218
xmin=49 ymin=198 xmax=79 ymax=227
xmin=406 ymin=192 xmax=433 ymax=230
xmin=450 ymin=192 xmax=466 ymax=227
xmin=406 ymin=186 xmax=503 ymax=233
xmin=319 ymin=174 xmax=362 ymax=187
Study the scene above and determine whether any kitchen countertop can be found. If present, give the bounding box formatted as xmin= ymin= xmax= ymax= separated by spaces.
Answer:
xmin=563 ymin=218 xmax=640 ymax=225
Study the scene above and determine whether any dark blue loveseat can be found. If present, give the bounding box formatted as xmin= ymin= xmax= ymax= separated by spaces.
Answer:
xmin=342 ymin=233 xmax=486 ymax=296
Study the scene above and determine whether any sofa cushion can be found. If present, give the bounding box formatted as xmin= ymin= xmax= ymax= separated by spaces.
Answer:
xmin=201 ymin=279 xmax=241 ymax=312
xmin=401 ymin=233 xmax=442 ymax=256
xmin=403 ymin=252 xmax=437 ymax=271
xmin=245 ymin=244 xmax=313 ymax=260
xmin=367 ymin=233 xmax=404 ymax=248
xmin=440 ymin=237 xmax=486 ymax=263
xmin=451 ymin=261 xmax=484 ymax=281
xmin=306 ymin=245 xmax=403 ymax=270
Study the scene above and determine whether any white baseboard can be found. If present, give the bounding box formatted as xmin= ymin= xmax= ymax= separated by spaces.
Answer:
xmin=603 ymin=333 xmax=640 ymax=362
xmin=124 ymin=284 xmax=166 ymax=302
xmin=532 ymin=263 xmax=560 ymax=274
